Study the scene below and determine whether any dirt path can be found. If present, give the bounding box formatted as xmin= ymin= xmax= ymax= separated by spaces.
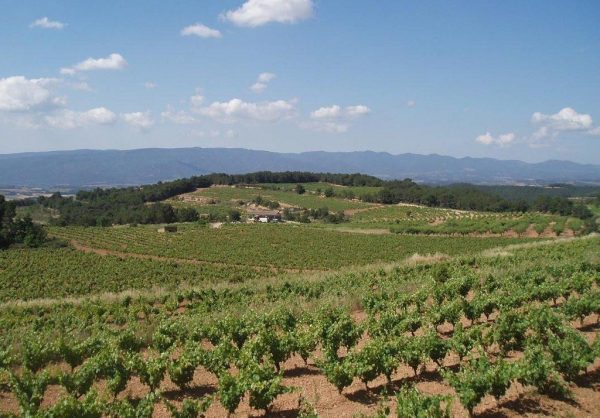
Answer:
xmin=329 ymin=227 xmax=391 ymax=235
xmin=69 ymin=240 xmax=327 ymax=274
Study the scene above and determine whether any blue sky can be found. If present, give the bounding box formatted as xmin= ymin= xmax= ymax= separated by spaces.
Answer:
xmin=1 ymin=0 xmax=599 ymax=163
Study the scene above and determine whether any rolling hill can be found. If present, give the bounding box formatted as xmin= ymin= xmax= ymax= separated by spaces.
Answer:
xmin=1 ymin=147 xmax=600 ymax=187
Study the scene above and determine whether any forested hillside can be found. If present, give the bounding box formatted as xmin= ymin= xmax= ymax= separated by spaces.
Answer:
xmin=12 ymin=172 xmax=597 ymax=228
xmin=2 ymin=148 xmax=600 ymax=187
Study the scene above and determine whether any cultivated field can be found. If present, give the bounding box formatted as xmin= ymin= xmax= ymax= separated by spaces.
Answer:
xmin=0 ymin=235 xmax=598 ymax=417
xmin=47 ymin=224 xmax=530 ymax=271
xmin=0 ymin=181 xmax=599 ymax=418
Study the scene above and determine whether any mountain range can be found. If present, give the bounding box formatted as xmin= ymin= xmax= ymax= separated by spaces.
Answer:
xmin=1 ymin=147 xmax=600 ymax=187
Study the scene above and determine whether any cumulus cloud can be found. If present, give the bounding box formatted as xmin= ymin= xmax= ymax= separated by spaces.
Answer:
xmin=222 ymin=0 xmax=314 ymax=27
xmin=180 ymin=23 xmax=222 ymax=38
xmin=530 ymin=107 xmax=595 ymax=142
xmin=250 ymin=72 xmax=276 ymax=93
xmin=61 ymin=53 xmax=127 ymax=75
xmin=307 ymin=104 xmax=370 ymax=133
xmin=311 ymin=105 xmax=342 ymax=120
xmin=532 ymin=107 xmax=592 ymax=131
xmin=346 ymin=105 xmax=371 ymax=118
xmin=310 ymin=104 xmax=371 ymax=120
xmin=0 ymin=76 xmax=64 ymax=112
xmin=475 ymin=132 xmax=516 ymax=147
xmin=195 ymin=98 xmax=296 ymax=122
xmin=45 ymin=107 xmax=117 ymax=129
xmin=30 ymin=17 xmax=65 ymax=30
xmin=121 ymin=111 xmax=154 ymax=131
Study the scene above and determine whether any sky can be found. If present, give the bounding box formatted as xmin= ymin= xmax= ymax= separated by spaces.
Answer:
xmin=1 ymin=0 xmax=600 ymax=163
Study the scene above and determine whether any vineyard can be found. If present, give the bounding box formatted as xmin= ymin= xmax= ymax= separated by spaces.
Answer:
xmin=47 ymin=224 xmax=529 ymax=270
xmin=1 ymin=179 xmax=599 ymax=417
xmin=170 ymin=184 xmax=374 ymax=214
xmin=168 ymin=184 xmax=588 ymax=238
xmin=0 ymin=246 xmax=275 ymax=302
xmin=0 ymin=236 xmax=598 ymax=417
xmin=342 ymin=205 xmax=585 ymax=237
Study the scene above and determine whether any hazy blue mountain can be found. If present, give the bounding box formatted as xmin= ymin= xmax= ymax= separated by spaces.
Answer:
xmin=1 ymin=147 xmax=599 ymax=187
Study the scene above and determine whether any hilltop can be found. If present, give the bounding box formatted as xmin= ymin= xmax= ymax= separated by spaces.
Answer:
xmin=2 ymin=147 xmax=600 ymax=187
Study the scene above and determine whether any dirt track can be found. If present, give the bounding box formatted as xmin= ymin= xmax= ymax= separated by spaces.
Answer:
xmin=69 ymin=240 xmax=327 ymax=274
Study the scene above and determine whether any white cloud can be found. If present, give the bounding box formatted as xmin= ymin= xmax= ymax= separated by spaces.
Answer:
xmin=0 ymin=76 xmax=64 ymax=112
xmin=121 ymin=111 xmax=154 ymax=131
xmin=257 ymin=72 xmax=276 ymax=83
xmin=310 ymin=104 xmax=371 ymax=120
xmin=475 ymin=132 xmax=516 ymax=147
xmin=475 ymin=132 xmax=494 ymax=145
xmin=190 ymin=92 xmax=205 ymax=108
xmin=161 ymin=106 xmax=197 ymax=125
xmin=250 ymin=72 xmax=276 ymax=93
xmin=30 ymin=17 xmax=65 ymax=30
xmin=530 ymin=107 xmax=596 ymax=142
xmin=346 ymin=105 xmax=371 ymax=118
xmin=180 ymin=23 xmax=222 ymax=39
xmin=250 ymin=82 xmax=267 ymax=93
xmin=497 ymin=133 xmax=516 ymax=146
xmin=311 ymin=105 xmax=342 ymax=119
xmin=222 ymin=0 xmax=314 ymax=27
xmin=406 ymin=100 xmax=416 ymax=108
xmin=532 ymin=107 xmax=592 ymax=131
xmin=45 ymin=107 xmax=116 ymax=129
xmin=196 ymin=98 xmax=296 ymax=122
xmin=588 ymin=126 xmax=600 ymax=136
xmin=308 ymin=104 xmax=370 ymax=133
xmin=61 ymin=53 xmax=127 ymax=75
xmin=144 ymin=82 xmax=157 ymax=89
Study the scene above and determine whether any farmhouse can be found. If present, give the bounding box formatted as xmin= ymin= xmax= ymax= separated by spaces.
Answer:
xmin=252 ymin=212 xmax=282 ymax=223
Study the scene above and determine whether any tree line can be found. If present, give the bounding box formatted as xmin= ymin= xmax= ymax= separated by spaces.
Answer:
xmin=12 ymin=172 xmax=598 ymax=228
xmin=373 ymin=180 xmax=595 ymax=220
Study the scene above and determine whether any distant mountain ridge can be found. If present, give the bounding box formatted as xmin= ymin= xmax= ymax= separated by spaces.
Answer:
xmin=1 ymin=147 xmax=600 ymax=187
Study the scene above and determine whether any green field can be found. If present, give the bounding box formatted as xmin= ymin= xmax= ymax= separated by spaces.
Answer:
xmin=259 ymin=181 xmax=382 ymax=197
xmin=0 ymin=233 xmax=598 ymax=417
xmin=0 ymin=246 xmax=273 ymax=302
xmin=173 ymin=184 xmax=374 ymax=212
xmin=336 ymin=204 xmax=585 ymax=236
xmin=1 ymin=181 xmax=599 ymax=417
xmin=48 ymin=223 xmax=530 ymax=270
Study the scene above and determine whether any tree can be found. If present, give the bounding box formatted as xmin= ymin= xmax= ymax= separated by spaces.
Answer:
xmin=176 ymin=207 xmax=200 ymax=222
xmin=324 ymin=187 xmax=335 ymax=198
xmin=0 ymin=195 xmax=16 ymax=248
xmin=13 ymin=216 xmax=47 ymax=247
xmin=571 ymin=204 xmax=593 ymax=220
xmin=228 ymin=209 xmax=241 ymax=222
xmin=0 ymin=197 xmax=46 ymax=248
xmin=295 ymin=184 xmax=306 ymax=195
